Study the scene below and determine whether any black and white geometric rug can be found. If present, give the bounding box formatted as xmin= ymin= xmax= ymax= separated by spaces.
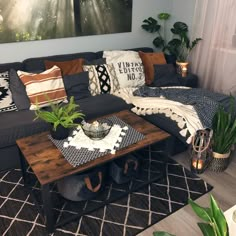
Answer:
xmin=0 ymin=148 xmax=213 ymax=236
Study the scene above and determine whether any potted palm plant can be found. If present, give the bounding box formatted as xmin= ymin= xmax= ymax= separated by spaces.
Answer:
xmin=208 ymin=97 xmax=236 ymax=172
xmin=34 ymin=96 xmax=85 ymax=140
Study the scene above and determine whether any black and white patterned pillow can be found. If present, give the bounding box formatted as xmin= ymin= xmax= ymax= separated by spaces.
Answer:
xmin=0 ymin=71 xmax=17 ymax=113
xmin=83 ymin=64 xmax=120 ymax=96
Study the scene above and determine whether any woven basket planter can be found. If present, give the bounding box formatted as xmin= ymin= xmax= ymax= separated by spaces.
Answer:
xmin=208 ymin=151 xmax=230 ymax=172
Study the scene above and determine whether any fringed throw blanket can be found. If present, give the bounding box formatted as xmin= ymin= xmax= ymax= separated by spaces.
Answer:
xmin=114 ymin=86 xmax=230 ymax=143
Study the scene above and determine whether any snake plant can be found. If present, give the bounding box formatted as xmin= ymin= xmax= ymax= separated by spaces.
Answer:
xmin=153 ymin=195 xmax=229 ymax=236
xmin=212 ymin=96 xmax=236 ymax=154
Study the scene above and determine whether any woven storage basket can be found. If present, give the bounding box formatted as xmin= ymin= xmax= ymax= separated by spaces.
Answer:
xmin=208 ymin=152 xmax=230 ymax=172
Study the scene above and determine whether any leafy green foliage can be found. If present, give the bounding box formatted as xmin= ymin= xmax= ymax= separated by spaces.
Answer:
xmin=189 ymin=195 xmax=229 ymax=236
xmin=153 ymin=232 xmax=175 ymax=236
xmin=212 ymin=96 xmax=236 ymax=154
xmin=141 ymin=14 xmax=202 ymax=61
xmin=154 ymin=195 xmax=228 ymax=236
xmin=34 ymin=96 xmax=85 ymax=131
xmin=142 ymin=17 xmax=161 ymax=33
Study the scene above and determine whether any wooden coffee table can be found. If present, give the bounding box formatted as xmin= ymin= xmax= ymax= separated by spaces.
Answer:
xmin=16 ymin=110 xmax=171 ymax=233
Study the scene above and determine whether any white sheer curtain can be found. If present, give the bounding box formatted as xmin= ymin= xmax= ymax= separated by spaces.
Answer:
xmin=190 ymin=0 xmax=236 ymax=95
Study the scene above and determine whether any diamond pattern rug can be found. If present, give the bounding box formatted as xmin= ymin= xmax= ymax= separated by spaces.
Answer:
xmin=0 ymin=147 xmax=213 ymax=236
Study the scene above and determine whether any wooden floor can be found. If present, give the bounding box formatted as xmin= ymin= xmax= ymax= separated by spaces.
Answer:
xmin=138 ymin=148 xmax=236 ymax=236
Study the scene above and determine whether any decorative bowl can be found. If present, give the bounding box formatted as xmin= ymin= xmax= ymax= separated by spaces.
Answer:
xmin=81 ymin=118 xmax=113 ymax=140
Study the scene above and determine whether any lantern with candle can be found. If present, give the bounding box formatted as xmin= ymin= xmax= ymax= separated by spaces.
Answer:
xmin=190 ymin=129 xmax=213 ymax=174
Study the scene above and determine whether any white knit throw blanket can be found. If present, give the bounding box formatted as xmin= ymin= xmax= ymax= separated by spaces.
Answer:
xmin=114 ymin=88 xmax=204 ymax=144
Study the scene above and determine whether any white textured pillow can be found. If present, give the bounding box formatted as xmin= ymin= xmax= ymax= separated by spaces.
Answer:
xmin=83 ymin=64 xmax=120 ymax=96
xmin=103 ymin=50 xmax=141 ymax=59
xmin=17 ymin=66 xmax=67 ymax=110
xmin=103 ymin=51 xmax=145 ymax=88
xmin=0 ymin=71 xmax=17 ymax=113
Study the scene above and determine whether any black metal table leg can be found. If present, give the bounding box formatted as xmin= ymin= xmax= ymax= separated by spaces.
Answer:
xmin=18 ymin=148 xmax=27 ymax=185
xmin=41 ymin=184 xmax=55 ymax=233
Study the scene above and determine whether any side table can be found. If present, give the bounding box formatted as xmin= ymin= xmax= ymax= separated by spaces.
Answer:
xmin=178 ymin=73 xmax=198 ymax=88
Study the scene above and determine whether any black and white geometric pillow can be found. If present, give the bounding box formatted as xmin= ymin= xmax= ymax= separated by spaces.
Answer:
xmin=83 ymin=64 xmax=120 ymax=96
xmin=0 ymin=71 xmax=17 ymax=113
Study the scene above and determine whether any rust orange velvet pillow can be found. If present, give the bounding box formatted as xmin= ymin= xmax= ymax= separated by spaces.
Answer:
xmin=139 ymin=51 xmax=167 ymax=85
xmin=44 ymin=58 xmax=85 ymax=76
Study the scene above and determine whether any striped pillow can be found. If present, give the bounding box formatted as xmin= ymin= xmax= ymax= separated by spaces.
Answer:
xmin=17 ymin=66 xmax=67 ymax=110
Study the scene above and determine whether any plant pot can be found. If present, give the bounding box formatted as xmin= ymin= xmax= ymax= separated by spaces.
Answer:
xmin=208 ymin=151 xmax=231 ymax=172
xmin=50 ymin=125 xmax=70 ymax=140
xmin=176 ymin=61 xmax=189 ymax=77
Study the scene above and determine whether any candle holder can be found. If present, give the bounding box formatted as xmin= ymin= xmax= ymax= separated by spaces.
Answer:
xmin=190 ymin=129 xmax=213 ymax=174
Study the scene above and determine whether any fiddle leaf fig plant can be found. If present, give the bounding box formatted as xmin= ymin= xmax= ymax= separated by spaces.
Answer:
xmin=142 ymin=13 xmax=202 ymax=61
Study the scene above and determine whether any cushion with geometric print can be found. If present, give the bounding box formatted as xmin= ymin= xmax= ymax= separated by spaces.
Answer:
xmin=83 ymin=64 xmax=120 ymax=96
xmin=0 ymin=71 xmax=17 ymax=113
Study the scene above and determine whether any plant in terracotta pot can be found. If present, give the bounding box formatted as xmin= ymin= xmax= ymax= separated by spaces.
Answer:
xmin=209 ymin=97 xmax=236 ymax=171
xmin=34 ymin=96 xmax=85 ymax=140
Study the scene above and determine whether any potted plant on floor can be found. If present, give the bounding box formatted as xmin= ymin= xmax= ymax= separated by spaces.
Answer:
xmin=34 ymin=96 xmax=85 ymax=140
xmin=208 ymin=96 xmax=236 ymax=172
xmin=153 ymin=195 xmax=229 ymax=236
xmin=141 ymin=14 xmax=202 ymax=74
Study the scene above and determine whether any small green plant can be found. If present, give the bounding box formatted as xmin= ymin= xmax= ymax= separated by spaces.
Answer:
xmin=34 ymin=96 xmax=85 ymax=131
xmin=153 ymin=195 xmax=229 ymax=236
xmin=212 ymin=96 xmax=236 ymax=154
xmin=141 ymin=13 xmax=202 ymax=61
xmin=189 ymin=195 xmax=229 ymax=236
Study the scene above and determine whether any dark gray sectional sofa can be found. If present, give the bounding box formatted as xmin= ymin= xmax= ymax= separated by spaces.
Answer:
xmin=0 ymin=47 xmax=188 ymax=171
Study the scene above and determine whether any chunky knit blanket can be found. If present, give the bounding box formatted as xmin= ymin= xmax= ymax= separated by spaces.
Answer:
xmin=114 ymin=86 xmax=229 ymax=143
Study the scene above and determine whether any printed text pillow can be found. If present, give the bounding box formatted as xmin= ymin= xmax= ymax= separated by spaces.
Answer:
xmin=103 ymin=51 xmax=145 ymax=88
xmin=17 ymin=66 xmax=67 ymax=110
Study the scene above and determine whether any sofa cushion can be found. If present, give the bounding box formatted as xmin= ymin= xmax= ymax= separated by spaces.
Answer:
xmin=0 ymin=71 xmax=17 ymax=113
xmin=0 ymin=109 xmax=50 ymax=148
xmin=44 ymin=58 xmax=85 ymax=76
xmin=0 ymin=62 xmax=24 ymax=73
xmin=139 ymin=51 xmax=167 ymax=85
xmin=83 ymin=64 xmax=120 ymax=96
xmin=23 ymin=52 xmax=98 ymax=72
xmin=76 ymin=94 xmax=133 ymax=120
xmin=9 ymin=69 xmax=30 ymax=110
xmin=104 ymin=52 xmax=145 ymax=88
xmin=152 ymin=64 xmax=181 ymax=87
xmin=96 ymin=47 xmax=154 ymax=58
xmin=63 ymin=72 xmax=91 ymax=100
xmin=17 ymin=66 xmax=67 ymax=110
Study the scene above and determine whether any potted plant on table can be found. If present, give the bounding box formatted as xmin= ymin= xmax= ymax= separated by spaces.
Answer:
xmin=208 ymin=96 xmax=236 ymax=172
xmin=34 ymin=96 xmax=85 ymax=140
